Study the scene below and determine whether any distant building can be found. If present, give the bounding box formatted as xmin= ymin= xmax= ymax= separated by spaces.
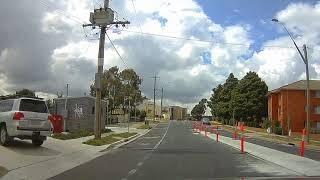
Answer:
xmin=52 ymin=96 xmax=106 ymax=132
xmin=169 ymin=106 xmax=187 ymax=120
xmin=138 ymin=100 xmax=161 ymax=120
xmin=268 ymin=80 xmax=320 ymax=133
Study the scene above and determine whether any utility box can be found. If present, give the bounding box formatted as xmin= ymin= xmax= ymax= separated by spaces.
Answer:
xmin=53 ymin=96 xmax=106 ymax=132
xmin=89 ymin=8 xmax=114 ymax=26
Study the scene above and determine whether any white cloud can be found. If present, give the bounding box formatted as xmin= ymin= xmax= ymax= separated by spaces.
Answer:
xmin=2 ymin=0 xmax=320 ymax=110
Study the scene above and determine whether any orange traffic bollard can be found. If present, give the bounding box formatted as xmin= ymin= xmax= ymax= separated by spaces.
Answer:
xmin=240 ymin=124 xmax=245 ymax=153
xmin=300 ymin=128 xmax=306 ymax=157
xmin=216 ymin=126 xmax=219 ymax=142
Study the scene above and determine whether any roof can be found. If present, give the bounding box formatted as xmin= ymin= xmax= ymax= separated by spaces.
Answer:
xmin=268 ymin=80 xmax=320 ymax=94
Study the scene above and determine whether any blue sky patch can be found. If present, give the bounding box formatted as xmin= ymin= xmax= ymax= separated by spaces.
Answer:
xmin=201 ymin=51 xmax=212 ymax=64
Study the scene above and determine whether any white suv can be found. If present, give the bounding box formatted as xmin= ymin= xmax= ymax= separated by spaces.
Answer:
xmin=0 ymin=98 xmax=53 ymax=146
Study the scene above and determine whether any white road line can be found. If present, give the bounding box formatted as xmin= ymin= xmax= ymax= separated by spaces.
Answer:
xmin=128 ymin=169 xmax=137 ymax=176
xmin=137 ymin=162 xmax=143 ymax=166
xmin=153 ymin=120 xmax=171 ymax=150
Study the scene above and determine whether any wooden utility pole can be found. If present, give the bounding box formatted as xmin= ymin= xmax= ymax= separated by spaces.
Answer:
xmin=152 ymin=75 xmax=160 ymax=121
xmin=84 ymin=0 xmax=129 ymax=139
xmin=160 ymin=88 xmax=163 ymax=121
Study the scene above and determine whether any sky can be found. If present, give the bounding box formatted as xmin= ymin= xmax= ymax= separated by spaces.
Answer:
xmin=1 ymin=0 xmax=320 ymax=112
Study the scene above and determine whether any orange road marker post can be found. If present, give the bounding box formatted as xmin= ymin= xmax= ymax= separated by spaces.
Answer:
xmin=240 ymin=124 xmax=245 ymax=153
xmin=300 ymin=128 xmax=306 ymax=157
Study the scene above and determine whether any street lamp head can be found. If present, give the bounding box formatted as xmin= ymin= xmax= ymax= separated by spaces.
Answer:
xmin=271 ymin=18 xmax=279 ymax=22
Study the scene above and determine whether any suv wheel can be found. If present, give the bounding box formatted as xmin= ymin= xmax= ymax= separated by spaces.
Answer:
xmin=0 ymin=126 xmax=10 ymax=146
xmin=32 ymin=139 xmax=44 ymax=146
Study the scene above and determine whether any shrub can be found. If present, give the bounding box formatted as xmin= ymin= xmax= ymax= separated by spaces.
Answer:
xmin=274 ymin=121 xmax=282 ymax=135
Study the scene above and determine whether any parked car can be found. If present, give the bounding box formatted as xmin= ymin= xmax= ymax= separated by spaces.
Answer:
xmin=201 ymin=117 xmax=211 ymax=125
xmin=0 ymin=98 xmax=53 ymax=146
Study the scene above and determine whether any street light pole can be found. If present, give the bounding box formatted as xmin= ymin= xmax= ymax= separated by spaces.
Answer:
xmin=272 ymin=19 xmax=311 ymax=142
xmin=303 ymin=45 xmax=310 ymax=143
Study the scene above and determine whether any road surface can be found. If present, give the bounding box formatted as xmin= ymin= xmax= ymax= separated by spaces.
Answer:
xmin=50 ymin=120 xmax=301 ymax=180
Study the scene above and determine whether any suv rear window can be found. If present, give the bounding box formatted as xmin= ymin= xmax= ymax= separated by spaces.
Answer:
xmin=0 ymin=100 xmax=14 ymax=112
xmin=19 ymin=99 xmax=48 ymax=113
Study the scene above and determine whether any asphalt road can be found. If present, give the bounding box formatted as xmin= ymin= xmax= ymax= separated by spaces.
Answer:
xmin=218 ymin=129 xmax=320 ymax=161
xmin=50 ymin=120 xmax=302 ymax=180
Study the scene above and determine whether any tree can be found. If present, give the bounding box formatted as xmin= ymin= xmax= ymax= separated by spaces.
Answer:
xmin=90 ymin=66 xmax=146 ymax=114
xmin=217 ymin=73 xmax=238 ymax=120
xmin=231 ymin=71 xmax=268 ymax=124
xmin=16 ymin=89 xmax=36 ymax=97
xmin=191 ymin=98 xmax=207 ymax=120
xmin=208 ymin=84 xmax=223 ymax=119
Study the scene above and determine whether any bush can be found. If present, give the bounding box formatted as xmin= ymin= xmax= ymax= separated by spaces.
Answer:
xmin=262 ymin=120 xmax=271 ymax=129
xmin=274 ymin=121 xmax=282 ymax=135
xmin=52 ymin=129 xmax=112 ymax=140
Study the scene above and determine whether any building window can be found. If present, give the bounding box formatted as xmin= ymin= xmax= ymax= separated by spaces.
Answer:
xmin=315 ymin=106 xmax=320 ymax=114
xmin=92 ymin=106 xmax=95 ymax=114
xmin=315 ymin=90 xmax=320 ymax=98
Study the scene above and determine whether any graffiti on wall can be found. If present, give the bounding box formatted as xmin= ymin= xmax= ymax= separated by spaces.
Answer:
xmin=74 ymin=104 xmax=83 ymax=119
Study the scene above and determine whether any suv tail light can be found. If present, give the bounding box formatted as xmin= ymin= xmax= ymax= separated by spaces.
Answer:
xmin=13 ymin=112 xmax=24 ymax=120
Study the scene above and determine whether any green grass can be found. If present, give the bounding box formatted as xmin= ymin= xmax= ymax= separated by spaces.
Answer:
xmin=84 ymin=132 xmax=137 ymax=146
xmin=0 ymin=166 xmax=8 ymax=178
xmin=137 ymin=124 xmax=152 ymax=129
xmin=112 ymin=132 xmax=137 ymax=138
xmin=52 ymin=129 xmax=112 ymax=140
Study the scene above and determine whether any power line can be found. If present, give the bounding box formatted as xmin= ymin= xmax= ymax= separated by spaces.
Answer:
xmin=112 ymin=28 xmax=320 ymax=50
xmin=131 ymin=0 xmax=143 ymax=33
xmin=106 ymin=32 xmax=130 ymax=69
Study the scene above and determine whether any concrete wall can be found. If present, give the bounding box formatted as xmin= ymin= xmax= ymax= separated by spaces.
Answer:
xmin=53 ymin=96 xmax=106 ymax=132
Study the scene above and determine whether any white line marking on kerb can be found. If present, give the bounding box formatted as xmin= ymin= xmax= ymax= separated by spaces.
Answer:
xmin=153 ymin=120 xmax=171 ymax=150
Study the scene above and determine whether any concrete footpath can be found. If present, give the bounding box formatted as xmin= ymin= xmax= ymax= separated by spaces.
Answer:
xmin=198 ymin=130 xmax=320 ymax=176
xmin=0 ymin=127 xmax=149 ymax=180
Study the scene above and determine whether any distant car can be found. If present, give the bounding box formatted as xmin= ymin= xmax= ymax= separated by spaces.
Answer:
xmin=201 ymin=117 xmax=211 ymax=125
xmin=0 ymin=98 xmax=53 ymax=146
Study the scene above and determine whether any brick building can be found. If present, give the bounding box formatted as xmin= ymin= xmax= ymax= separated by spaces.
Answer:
xmin=169 ymin=106 xmax=187 ymax=120
xmin=268 ymin=80 xmax=320 ymax=133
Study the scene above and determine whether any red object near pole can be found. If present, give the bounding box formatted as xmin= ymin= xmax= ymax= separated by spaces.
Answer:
xmin=49 ymin=114 xmax=63 ymax=133
xmin=300 ymin=128 xmax=306 ymax=157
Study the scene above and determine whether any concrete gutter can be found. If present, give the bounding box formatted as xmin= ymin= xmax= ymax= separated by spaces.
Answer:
xmin=199 ymin=131 xmax=320 ymax=176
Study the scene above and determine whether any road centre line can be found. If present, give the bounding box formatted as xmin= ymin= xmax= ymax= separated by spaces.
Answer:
xmin=153 ymin=120 xmax=171 ymax=150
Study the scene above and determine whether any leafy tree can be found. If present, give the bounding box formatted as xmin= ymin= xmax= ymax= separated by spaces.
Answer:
xmin=217 ymin=73 xmax=238 ymax=120
xmin=231 ymin=71 xmax=268 ymax=123
xmin=16 ymin=89 xmax=36 ymax=97
xmin=191 ymin=98 xmax=207 ymax=120
xmin=208 ymin=84 xmax=223 ymax=119
xmin=90 ymin=66 xmax=146 ymax=114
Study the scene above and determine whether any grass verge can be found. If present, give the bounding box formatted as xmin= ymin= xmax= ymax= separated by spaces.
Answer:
xmin=0 ymin=166 xmax=8 ymax=178
xmin=137 ymin=124 xmax=152 ymax=129
xmin=84 ymin=132 xmax=137 ymax=146
xmin=52 ymin=129 xmax=112 ymax=140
